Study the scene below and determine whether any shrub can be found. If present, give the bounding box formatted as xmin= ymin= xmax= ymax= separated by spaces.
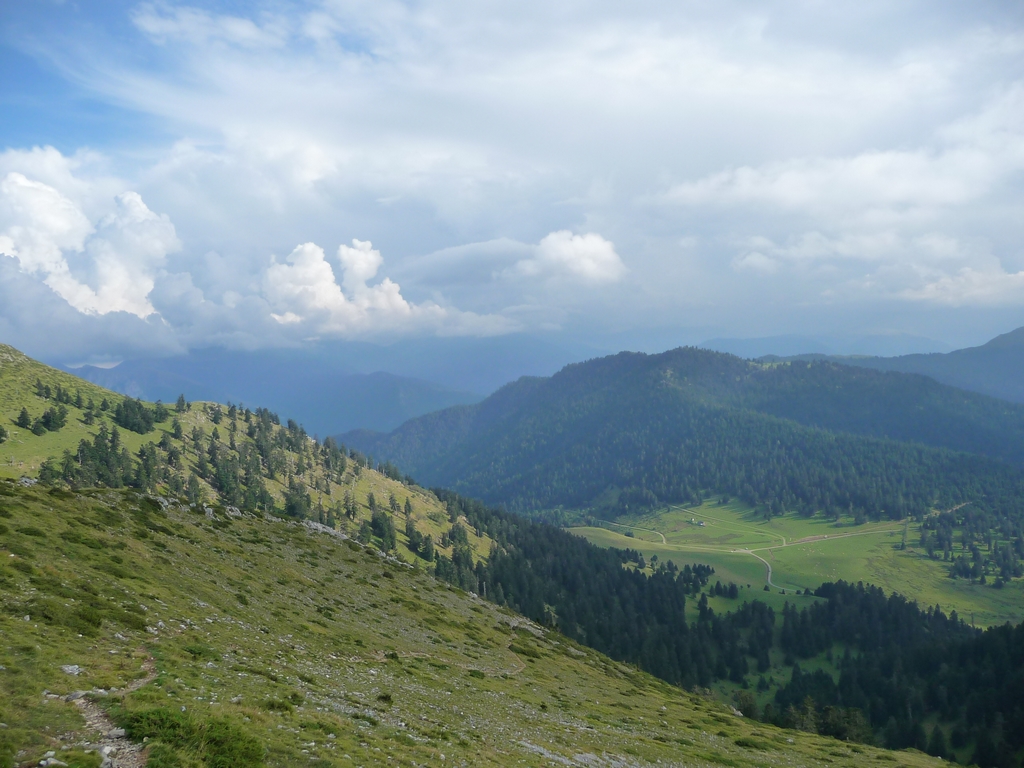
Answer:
xmin=117 ymin=707 xmax=264 ymax=767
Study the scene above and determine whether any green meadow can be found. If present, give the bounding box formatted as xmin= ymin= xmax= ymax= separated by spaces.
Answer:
xmin=571 ymin=499 xmax=1024 ymax=627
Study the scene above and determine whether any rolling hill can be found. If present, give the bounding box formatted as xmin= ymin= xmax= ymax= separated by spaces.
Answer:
xmin=0 ymin=343 xmax=959 ymax=767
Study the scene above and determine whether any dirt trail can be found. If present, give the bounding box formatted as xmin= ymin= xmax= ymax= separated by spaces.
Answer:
xmin=745 ymin=551 xmax=778 ymax=589
xmin=63 ymin=656 xmax=157 ymax=768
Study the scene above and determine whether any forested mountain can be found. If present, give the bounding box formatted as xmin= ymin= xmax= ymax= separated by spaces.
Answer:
xmin=345 ymin=347 xmax=1024 ymax=520
xmin=763 ymin=325 xmax=1024 ymax=405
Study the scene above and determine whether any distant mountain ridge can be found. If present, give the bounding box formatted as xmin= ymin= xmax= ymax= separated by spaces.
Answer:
xmin=344 ymin=347 xmax=1024 ymax=518
xmin=758 ymin=325 xmax=1024 ymax=404
xmin=70 ymin=349 xmax=481 ymax=434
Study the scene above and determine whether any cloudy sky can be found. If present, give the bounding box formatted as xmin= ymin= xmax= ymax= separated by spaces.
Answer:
xmin=2 ymin=0 xmax=1024 ymax=364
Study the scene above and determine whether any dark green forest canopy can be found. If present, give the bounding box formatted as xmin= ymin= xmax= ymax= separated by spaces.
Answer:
xmin=347 ymin=347 xmax=1024 ymax=525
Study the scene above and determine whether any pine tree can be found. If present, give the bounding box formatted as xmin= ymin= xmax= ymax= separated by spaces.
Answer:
xmin=927 ymin=726 xmax=948 ymax=759
xmin=16 ymin=407 xmax=31 ymax=429
xmin=187 ymin=472 xmax=204 ymax=505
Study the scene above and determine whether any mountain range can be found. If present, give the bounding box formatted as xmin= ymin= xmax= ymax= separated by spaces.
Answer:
xmin=758 ymin=325 xmax=1024 ymax=404
xmin=63 ymin=334 xmax=587 ymax=435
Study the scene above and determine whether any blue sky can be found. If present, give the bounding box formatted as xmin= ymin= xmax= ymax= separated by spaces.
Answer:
xmin=2 ymin=0 xmax=1024 ymax=364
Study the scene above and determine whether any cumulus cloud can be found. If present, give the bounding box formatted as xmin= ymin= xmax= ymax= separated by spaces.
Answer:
xmin=263 ymin=239 xmax=515 ymax=337
xmin=0 ymin=172 xmax=179 ymax=317
xmin=509 ymin=231 xmax=626 ymax=284
xmin=0 ymin=150 xmax=517 ymax=352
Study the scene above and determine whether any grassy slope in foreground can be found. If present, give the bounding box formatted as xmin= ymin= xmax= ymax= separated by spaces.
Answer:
xmin=572 ymin=499 xmax=1024 ymax=627
xmin=0 ymin=481 xmax=945 ymax=768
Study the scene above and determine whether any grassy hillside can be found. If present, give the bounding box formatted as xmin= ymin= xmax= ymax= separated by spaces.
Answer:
xmin=0 ymin=343 xmax=491 ymax=569
xmin=0 ymin=479 xmax=946 ymax=768
xmin=0 ymin=344 xmax=140 ymax=478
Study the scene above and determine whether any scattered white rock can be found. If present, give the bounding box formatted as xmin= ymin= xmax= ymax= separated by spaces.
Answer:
xmin=61 ymin=665 xmax=82 ymax=676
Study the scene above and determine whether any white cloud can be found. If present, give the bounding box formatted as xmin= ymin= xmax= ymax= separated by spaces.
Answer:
xmin=902 ymin=265 xmax=1024 ymax=306
xmin=262 ymin=239 xmax=515 ymax=337
xmin=131 ymin=3 xmax=288 ymax=49
xmin=663 ymin=145 xmax=1006 ymax=226
xmin=510 ymin=231 xmax=626 ymax=284
xmin=732 ymin=251 xmax=778 ymax=274
xmin=0 ymin=172 xmax=179 ymax=317
xmin=0 ymin=151 xmax=515 ymax=346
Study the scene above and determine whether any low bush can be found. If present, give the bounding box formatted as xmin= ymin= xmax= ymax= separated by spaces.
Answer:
xmin=116 ymin=706 xmax=264 ymax=767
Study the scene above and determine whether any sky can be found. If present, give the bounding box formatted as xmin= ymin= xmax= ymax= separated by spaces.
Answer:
xmin=2 ymin=0 xmax=1024 ymax=366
